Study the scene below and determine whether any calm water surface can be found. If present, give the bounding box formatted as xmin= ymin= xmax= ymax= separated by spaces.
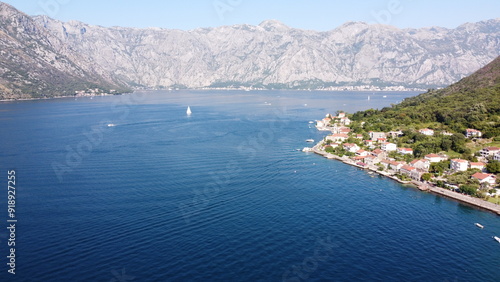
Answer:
xmin=0 ymin=90 xmax=499 ymax=281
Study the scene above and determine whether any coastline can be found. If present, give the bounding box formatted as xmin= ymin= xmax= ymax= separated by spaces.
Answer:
xmin=0 ymin=88 xmax=422 ymax=103
xmin=310 ymin=144 xmax=500 ymax=216
xmin=0 ymin=92 xmax=129 ymax=103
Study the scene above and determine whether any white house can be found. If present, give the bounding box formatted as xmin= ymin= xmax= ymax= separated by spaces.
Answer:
xmin=381 ymin=142 xmax=397 ymax=152
xmin=343 ymin=143 xmax=360 ymax=153
xmin=471 ymin=172 xmax=497 ymax=186
xmin=339 ymin=127 xmax=351 ymax=134
xmin=380 ymin=160 xmax=403 ymax=171
xmin=324 ymin=143 xmax=340 ymax=151
xmin=400 ymin=165 xmax=422 ymax=180
xmin=397 ymin=148 xmax=413 ymax=155
xmin=364 ymin=139 xmax=374 ymax=146
xmin=419 ymin=128 xmax=434 ymax=136
xmin=424 ymin=154 xmax=446 ymax=163
xmin=316 ymin=120 xmax=329 ymax=131
xmin=480 ymin=147 xmax=500 ymax=158
xmin=340 ymin=117 xmax=351 ymax=126
xmin=326 ymin=134 xmax=349 ymax=142
xmin=494 ymin=152 xmax=500 ymax=161
xmin=450 ymin=159 xmax=469 ymax=172
xmin=369 ymin=131 xmax=386 ymax=141
xmin=410 ymin=159 xmax=430 ymax=171
xmin=388 ymin=130 xmax=403 ymax=138
xmin=469 ymin=162 xmax=486 ymax=172
xmin=364 ymin=155 xmax=379 ymax=165
xmin=356 ymin=149 xmax=370 ymax=157
xmin=465 ymin=129 xmax=482 ymax=138
xmin=371 ymin=148 xmax=386 ymax=159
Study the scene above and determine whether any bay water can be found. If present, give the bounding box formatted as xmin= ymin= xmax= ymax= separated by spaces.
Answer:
xmin=0 ymin=90 xmax=499 ymax=281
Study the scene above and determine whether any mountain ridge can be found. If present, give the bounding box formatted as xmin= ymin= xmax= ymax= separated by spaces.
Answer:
xmin=0 ymin=2 xmax=131 ymax=99
xmin=35 ymin=14 xmax=500 ymax=90
xmin=1 ymin=1 xmax=500 ymax=98
xmin=352 ymin=55 xmax=500 ymax=137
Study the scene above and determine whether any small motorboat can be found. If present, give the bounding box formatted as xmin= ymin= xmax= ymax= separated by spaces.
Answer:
xmin=475 ymin=223 xmax=484 ymax=229
xmin=493 ymin=236 xmax=500 ymax=243
xmin=302 ymin=147 xmax=313 ymax=152
xmin=107 ymin=124 xmax=116 ymax=127
xmin=305 ymin=139 xmax=315 ymax=142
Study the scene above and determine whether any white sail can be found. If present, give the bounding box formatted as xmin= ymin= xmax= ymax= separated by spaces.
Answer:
xmin=186 ymin=106 xmax=192 ymax=115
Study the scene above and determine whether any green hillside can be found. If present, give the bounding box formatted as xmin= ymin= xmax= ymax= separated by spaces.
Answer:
xmin=352 ymin=56 xmax=500 ymax=138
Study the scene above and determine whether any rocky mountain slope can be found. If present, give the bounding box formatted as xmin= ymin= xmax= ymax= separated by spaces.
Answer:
xmin=35 ymin=16 xmax=500 ymax=90
xmin=353 ymin=55 xmax=500 ymax=137
xmin=1 ymin=1 xmax=499 ymax=99
xmin=0 ymin=2 xmax=129 ymax=99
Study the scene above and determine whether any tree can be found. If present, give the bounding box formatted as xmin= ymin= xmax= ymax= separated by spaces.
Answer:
xmin=460 ymin=184 xmax=478 ymax=196
xmin=486 ymin=160 xmax=500 ymax=173
xmin=421 ymin=173 xmax=432 ymax=182
xmin=430 ymin=161 xmax=449 ymax=174
xmin=440 ymin=138 xmax=453 ymax=151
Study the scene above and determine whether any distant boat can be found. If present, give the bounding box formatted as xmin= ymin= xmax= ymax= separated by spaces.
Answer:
xmin=383 ymin=95 xmax=387 ymax=98
xmin=475 ymin=223 xmax=484 ymax=229
xmin=493 ymin=236 xmax=500 ymax=243
xmin=367 ymin=96 xmax=370 ymax=100
xmin=107 ymin=124 xmax=115 ymax=127
xmin=308 ymin=121 xmax=314 ymax=124
xmin=305 ymin=139 xmax=314 ymax=142
xmin=302 ymin=147 xmax=314 ymax=152
xmin=186 ymin=106 xmax=192 ymax=115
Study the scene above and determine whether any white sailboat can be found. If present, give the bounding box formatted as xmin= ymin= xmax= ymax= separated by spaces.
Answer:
xmin=186 ymin=106 xmax=192 ymax=116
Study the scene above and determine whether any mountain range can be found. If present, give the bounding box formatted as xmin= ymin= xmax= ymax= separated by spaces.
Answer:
xmin=353 ymin=55 xmax=500 ymax=138
xmin=1 ymin=2 xmax=499 ymax=99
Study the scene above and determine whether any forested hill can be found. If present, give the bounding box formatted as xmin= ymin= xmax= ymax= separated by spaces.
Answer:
xmin=352 ymin=56 xmax=500 ymax=138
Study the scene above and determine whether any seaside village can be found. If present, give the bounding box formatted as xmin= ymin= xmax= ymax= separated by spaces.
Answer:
xmin=307 ymin=113 xmax=500 ymax=202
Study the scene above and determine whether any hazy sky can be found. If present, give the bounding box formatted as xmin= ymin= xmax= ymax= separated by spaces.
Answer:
xmin=3 ymin=0 xmax=499 ymax=30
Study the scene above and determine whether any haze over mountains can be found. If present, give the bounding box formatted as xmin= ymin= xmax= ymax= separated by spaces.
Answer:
xmin=0 ymin=2 xmax=499 ymax=99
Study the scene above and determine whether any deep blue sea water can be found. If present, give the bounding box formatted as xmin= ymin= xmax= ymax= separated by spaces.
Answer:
xmin=0 ymin=90 xmax=499 ymax=281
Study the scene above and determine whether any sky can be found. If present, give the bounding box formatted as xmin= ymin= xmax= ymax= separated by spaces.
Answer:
xmin=2 ymin=0 xmax=499 ymax=31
